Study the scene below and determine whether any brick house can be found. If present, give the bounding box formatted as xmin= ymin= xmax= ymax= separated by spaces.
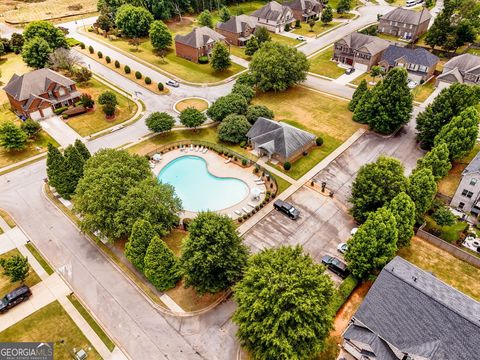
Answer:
xmin=451 ymin=151 xmax=480 ymax=216
xmin=251 ymin=1 xmax=295 ymax=33
xmin=436 ymin=53 xmax=480 ymax=86
xmin=3 ymin=68 xmax=81 ymax=120
xmin=174 ymin=26 xmax=227 ymax=63
xmin=378 ymin=7 xmax=432 ymax=41
xmin=333 ymin=33 xmax=391 ymax=71
xmin=287 ymin=0 xmax=322 ymax=22
xmin=215 ymin=15 xmax=257 ymax=47
xmin=378 ymin=45 xmax=439 ymax=82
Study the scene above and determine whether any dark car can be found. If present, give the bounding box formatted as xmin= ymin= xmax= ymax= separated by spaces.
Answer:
xmin=345 ymin=67 xmax=355 ymax=75
xmin=322 ymin=255 xmax=350 ymax=278
xmin=273 ymin=200 xmax=300 ymax=219
xmin=166 ymin=80 xmax=180 ymax=87
xmin=0 ymin=285 xmax=32 ymax=313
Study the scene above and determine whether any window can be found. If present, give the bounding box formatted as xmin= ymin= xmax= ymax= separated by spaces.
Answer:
xmin=462 ymin=189 xmax=474 ymax=198
xmin=470 ymin=178 xmax=477 ymax=186
xmin=410 ymin=24 xmax=413 ymax=29
xmin=459 ymin=202 xmax=465 ymax=209
xmin=58 ymin=88 xmax=66 ymax=96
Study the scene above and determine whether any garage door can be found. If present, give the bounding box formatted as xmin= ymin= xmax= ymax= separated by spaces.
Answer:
xmin=42 ymin=107 xmax=54 ymax=118
xmin=30 ymin=111 xmax=42 ymax=120
xmin=354 ymin=63 xmax=368 ymax=72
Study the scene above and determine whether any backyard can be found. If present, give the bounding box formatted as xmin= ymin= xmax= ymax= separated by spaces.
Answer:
xmin=0 ymin=248 xmax=41 ymax=296
xmin=308 ymin=47 xmax=345 ymax=79
xmin=0 ymin=53 xmax=31 ymax=104
xmin=423 ymin=214 xmax=469 ymax=243
xmin=292 ymin=21 xmax=341 ymax=37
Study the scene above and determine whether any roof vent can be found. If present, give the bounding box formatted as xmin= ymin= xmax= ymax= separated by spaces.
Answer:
xmin=412 ymin=276 xmax=417 ymax=282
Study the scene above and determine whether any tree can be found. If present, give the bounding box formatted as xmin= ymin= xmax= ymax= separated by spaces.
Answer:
xmin=179 ymin=107 xmax=206 ymax=130
xmin=116 ymin=4 xmax=154 ymax=38
xmin=0 ymin=122 xmax=27 ymax=151
xmin=207 ymin=93 xmax=248 ymax=121
xmin=74 ymin=67 xmax=93 ymax=83
xmin=246 ymin=104 xmax=274 ymax=124
xmin=146 ymin=112 xmax=175 ymax=133
xmin=0 ymin=255 xmax=29 ymax=283
xmin=407 ymin=168 xmax=437 ymax=219
xmin=59 ymin=145 xmax=85 ymax=199
xmin=218 ymin=114 xmax=251 ymax=144
xmin=250 ymin=42 xmax=309 ymax=92
xmin=231 ymin=83 xmax=255 ymax=103
xmin=80 ymin=94 xmax=94 ymax=109
xmin=74 ymin=139 xmax=91 ymax=161
xmin=149 ymin=20 xmax=172 ymax=51
xmin=23 ymin=21 xmax=68 ymax=49
xmin=370 ymin=65 xmax=384 ymax=81
xmin=47 ymin=143 xmax=66 ymax=191
xmin=210 ymin=42 xmax=231 ymax=72
xmin=144 ymin=236 xmax=182 ymax=291
xmin=74 ymin=149 xmax=151 ymax=240
xmin=353 ymin=67 xmax=413 ymax=134
xmin=415 ymin=143 xmax=451 ymax=181
xmin=233 ymin=246 xmax=335 ymax=360
xmin=98 ymin=91 xmax=118 ymax=107
xmin=337 ymin=0 xmax=352 ymax=14
xmin=416 ymin=83 xmax=480 ymax=149
xmin=198 ymin=10 xmax=214 ymax=28
xmin=219 ymin=6 xmax=231 ymax=23
xmin=95 ymin=13 xmax=115 ymax=32
xmin=321 ymin=5 xmax=333 ymax=25
xmin=348 ymin=79 xmax=368 ymax=112
xmin=180 ymin=212 xmax=248 ymax=294
xmin=10 ymin=33 xmax=24 ymax=54
xmin=244 ymin=36 xmax=259 ymax=56
xmin=124 ymin=219 xmax=156 ymax=272
xmin=345 ymin=208 xmax=398 ymax=279
xmin=432 ymin=206 xmax=456 ymax=226
xmin=20 ymin=119 xmax=41 ymax=139
xmin=425 ymin=7 xmax=451 ymax=49
xmin=434 ymin=106 xmax=479 ymax=161
xmin=388 ymin=192 xmax=416 ymax=248
xmin=0 ymin=43 xmax=5 ymax=59
xmin=350 ymin=156 xmax=408 ymax=223
xmin=254 ymin=26 xmax=271 ymax=44
xmin=308 ymin=18 xmax=316 ymax=31
xmin=48 ymin=48 xmax=82 ymax=74
xmin=22 ymin=37 xmax=52 ymax=69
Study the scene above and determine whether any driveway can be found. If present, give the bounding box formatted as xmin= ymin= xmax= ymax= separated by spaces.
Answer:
xmin=41 ymin=116 xmax=83 ymax=148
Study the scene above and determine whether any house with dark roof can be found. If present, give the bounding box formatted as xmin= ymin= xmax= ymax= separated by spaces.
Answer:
xmin=174 ymin=26 xmax=227 ymax=63
xmin=333 ymin=33 xmax=391 ymax=71
xmin=215 ymin=15 xmax=257 ymax=47
xmin=3 ymin=68 xmax=81 ymax=120
xmin=343 ymin=256 xmax=480 ymax=360
xmin=378 ymin=45 xmax=439 ymax=82
xmin=436 ymin=53 xmax=480 ymax=86
xmin=450 ymin=151 xmax=480 ymax=215
xmin=246 ymin=117 xmax=316 ymax=164
xmin=379 ymin=7 xmax=432 ymax=41
xmin=251 ymin=1 xmax=295 ymax=33
xmin=287 ymin=0 xmax=322 ymax=22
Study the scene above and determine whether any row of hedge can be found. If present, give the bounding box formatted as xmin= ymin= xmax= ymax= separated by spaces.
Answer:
xmin=330 ymin=274 xmax=359 ymax=314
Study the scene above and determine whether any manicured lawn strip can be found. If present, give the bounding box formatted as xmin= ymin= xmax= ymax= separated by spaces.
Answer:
xmin=229 ymin=45 xmax=251 ymax=60
xmin=0 ymin=301 xmax=101 ymax=360
xmin=377 ymin=33 xmax=410 ymax=42
xmin=175 ymin=98 xmax=209 ymax=112
xmin=412 ymin=78 xmax=436 ymax=103
xmin=291 ymin=21 xmax=341 ymax=37
xmin=0 ymin=209 xmax=16 ymax=228
xmin=25 ymin=243 xmax=54 ymax=275
xmin=0 ymin=53 xmax=31 ymax=103
xmin=350 ymin=72 xmax=379 ymax=87
xmin=424 ymin=215 xmax=468 ymax=243
xmin=162 ymin=228 xmax=187 ymax=257
xmin=165 ymin=279 xmax=226 ymax=312
xmin=275 ymin=176 xmax=292 ymax=194
xmin=399 ymin=236 xmax=480 ymax=301
xmin=0 ymin=249 xmax=41 ymax=296
xmin=309 ymin=47 xmax=345 ymax=79
xmin=67 ymin=294 xmax=116 ymax=352
xmin=67 ymin=78 xmax=137 ymax=137
xmin=270 ymin=33 xmax=301 ymax=47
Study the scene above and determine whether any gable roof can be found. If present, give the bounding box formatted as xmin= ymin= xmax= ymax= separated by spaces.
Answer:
xmin=381 ymin=7 xmax=432 ymax=25
xmin=381 ymin=45 xmax=439 ymax=67
xmin=463 ymin=151 xmax=480 ymax=175
xmin=251 ymin=1 xmax=293 ymax=23
xmin=288 ymin=0 xmax=321 ymax=13
xmin=246 ymin=117 xmax=315 ymax=159
xmin=338 ymin=32 xmax=390 ymax=55
xmin=443 ymin=53 xmax=480 ymax=74
xmin=345 ymin=256 xmax=480 ymax=360
xmin=174 ymin=26 xmax=225 ymax=48
xmin=216 ymin=15 xmax=257 ymax=34
xmin=3 ymin=68 xmax=75 ymax=101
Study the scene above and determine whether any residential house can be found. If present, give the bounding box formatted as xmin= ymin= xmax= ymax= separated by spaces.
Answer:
xmin=378 ymin=45 xmax=439 ymax=82
xmin=3 ymin=68 xmax=81 ymax=120
xmin=333 ymin=32 xmax=391 ymax=71
xmin=343 ymin=256 xmax=480 ymax=360
xmin=174 ymin=26 xmax=227 ymax=63
xmin=287 ymin=0 xmax=322 ymax=22
xmin=246 ymin=117 xmax=316 ymax=164
xmin=451 ymin=152 xmax=480 ymax=216
xmin=215 ymin=15 xmax=257 ymax=47
xmin=378 ymin=7 xmax=432 ymax=41
xmin=436 ymin=53 xmax=480 ymax=86
xmin=251 ymin=1 xmax=295 ymax=33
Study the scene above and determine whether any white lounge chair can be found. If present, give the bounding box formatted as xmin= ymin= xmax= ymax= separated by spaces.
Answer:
xmin=234 ymin=210 xmax=242 ymax=216
xmin=199 ymin=146 xmax=203 ymax=152
xmin=190 ymin=144 xmax=194 ymax=151
xmin=224 ymin=158 xmax=231 ymax=164
xmin=242 ymin=207 xmax=249 ymax=214
xmin=247 ymin=202 xmax=256 ymax=208
xmin=255 ymin=181 xmax=265 ymax=185
xmin=202 ymin=148 xmax=208 ymax=153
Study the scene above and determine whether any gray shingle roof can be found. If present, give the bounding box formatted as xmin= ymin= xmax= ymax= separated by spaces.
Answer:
xmin=443 ymin=53 xmax=480 ymax=74
xmin=3 ymin=68 xmax=75 ymax=101
xmin=346 ymin=256 xmax=480 ymax=360
xmin=251 ymin=1 xmax=293 ymax=23
xmin=382 ymin=7 xmax=432 ymax=25
xmin=174 ymin=26 xmax=225 ymax=48
xmin=246 ymin=117 xmax=315 ymax=159
xmin=216 ymin=15 xmax=257 ymax=34
xmin=288 ymin=0 xmax=322 ymax=14
xmin=381 ymin=45 xmax=439 ymax=67
xmin=339 ymin=32 xmax=391 ymax=55
xmin=463 ymin=151 xmax=480 ymax=175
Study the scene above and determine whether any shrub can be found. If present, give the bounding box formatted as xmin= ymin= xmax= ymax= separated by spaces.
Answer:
xmin=295 ymin=19 xmax=301 ymax=28
xmin=135 ymin=71 xmax=142 ymax=79
xmin=88 ymin=45 xmax=94 ymax=54
xmin=105 ymin=56 xmax=111 ymax=63
xmin=124 ymin=65 xmax=131 ymax=74
xmin=54 ymin=106 xmax=68 ymax=115
xmin=158 ymin=82 xmax=164 ymax=91
xmin=283 ymin=162 xmax=291 ymax=171
xmin=331 ymin=275 xmax=358 ymax=313
xmin=240 ymin=140 xmax=246 ymax=148
xmin=198 ymin=56 xmax=209 ymax=64
xmin=183 ymin=218 xmax=192 ymax=231
xmin=79 ymin=42 xmax=85 ymax=49
xmin=145 ymin=76 xmax=152 ymax=85
xmin=285 ymin=23 xmax=291 ymax=31
xmin=62 ymin=114 xmax=69 ymax=119
xmin=242 ymin=158 xmax=248 ymax=166
xmin=316 ymin=137 xmax=324 ymax=146
xmin=97 ymin=51 xmax=103 ymax=58
xmin=114 ymin=60 xmax=120 ymax=68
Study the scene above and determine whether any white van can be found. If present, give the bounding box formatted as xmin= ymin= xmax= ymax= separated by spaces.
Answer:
xmin=406 ymin=0 xmax=417 ymax=6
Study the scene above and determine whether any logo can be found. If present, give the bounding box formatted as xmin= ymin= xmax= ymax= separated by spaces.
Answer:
xmin=0 ymin=342 xmax=53 ymax=360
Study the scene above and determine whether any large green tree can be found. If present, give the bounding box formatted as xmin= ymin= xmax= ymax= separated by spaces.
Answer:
xmin=198 ymin=10 xmax=214 ymax=28
xmin=348 ymin=79 xmax=368 ymax=112
xmin=179 ymin=107 xmax=207 ymax=130
xmin=321 ymin=5 xmax=333 ymax=24
xmin=22 ymin=37 xmax=52 ymax=69
xmin=217 ymin=114 xmax=251 ymax=144
xmin=245 ymin=36 xmax=259 ymax=56
xmin=144 ymin=236 xmax=182 ymax=291
xmin=46 ymin=143 xmax=66 ymax=192
xmin=116 ymin=4 xmax=154 ymax=38
xmin=233 ymin=246 xmax=335 ymax=360
xmin=23 ymin=21 xmax=68 ymax=49
xmin=249 ymin=42 xmax=309 ymax=92
xmin=388 ymin=192 xmax=416 ymax=247
xmin=210 ymin=42 xmax=231 ymax=72
xmin=146 ymin=112 xmax=175 ymax=133
xmin=149 ymin=20 xmax=172 ymax=51
xmin=415 ymin=143 xmax=451 ymax=181
xmin=232 ymin=83 xmax=255 ymax=103
xmin=60 ymin=144 xmax=86 ymax=199
xmin=219 ymin=6 xmax=231 ymax=22
xmin=345 ymin=207 xmax=398 ymax=279
xmin=407 ymin=168 xmax=437 ymax=219
xmin=245 ymin=104 xmax=274 ymax=124
xmin=74 ymin=139 xmax=91 ymax=161
xmin=180 ymin=212 xmax=248 ymax=294
xmin=350 ymin=156 xmax=408 ymax=223
xmin=0 ymin=122 xmax=27 ymax=151
xmin=254 ymin=27 xmax=271 ymax=44
xmin=207 ymin=93 xmax=248 ymax=121
xmin=0 ymin=255 xmax=29 ymax=283
xmin=124 ymin=219 xmax=156 ymax=272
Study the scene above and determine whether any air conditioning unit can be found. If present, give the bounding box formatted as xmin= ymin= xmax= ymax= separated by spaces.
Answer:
xmin=74 ymin=349 xmax=87 ymax=360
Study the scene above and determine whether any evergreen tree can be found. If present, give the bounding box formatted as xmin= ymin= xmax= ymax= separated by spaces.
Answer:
xmin=0 ymin=122 xmax=27 ymax=151
xmin=415 ymin=143 xmax=451 ymax=181
xmin=388 ymin=192 xmax=416 ymax=247
xmin=244 ymin=36 xmax=259 ymax=56
xmin=149 ymin=20 xmax=172 ymax=51
xmin=336 ymin=0 xmax=352 ymax=14
xmin=74 ymin=139 xmax=91 ymax=161
xmin=348 ymin=79 xmax=368 ymax=112
xmin=60 ymin=145 xmax=85 ymax=199
xmin=20 ymin=119 xmax=41 ymax=139
xmin=408 ymin=168 xmax=437 ymax=219
xmin=219 ymin=6 xmax=231 ymax=23
xmin=211 ymin=42 xmax=231 ymax=72
xmin=321 ymin=5 xmax=333 ymax=24
xmin=254 ymin=26 xmax=271 ymax=44
xmin=144 ymin=236 xmax=182 ymax=291
xmin=198 ymin=10 xmax=214 ymax=28
xmin=46 ymin=143 xmax=66 ymax=191
xmin=0 ymin=255 xmax=29 ymax=283
xmin=124 ymin=219 xmax=156 ymax=272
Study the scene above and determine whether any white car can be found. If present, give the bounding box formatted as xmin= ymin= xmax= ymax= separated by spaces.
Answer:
xmin=296 ymin=36 xmax=306 ymax=41
xmin=337 ymin=243 xmax=348 ymax=254
xmin=166 ymin=80 xmax=180 ymax=88
xmin=407 ymin=80 xmax=418 ymax=89
xmin=350 ymin=227 xmax=359 ymax=236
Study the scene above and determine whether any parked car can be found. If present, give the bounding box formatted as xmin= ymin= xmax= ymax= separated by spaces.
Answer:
xmin=0 ymin=285 xmax=32 ymax=314
xmin=166 ymin=80 xmax=180 ymax=88
xmin=296 ymin=36 xmax=306 ymax=41
xmin=350 ymin=227 xmax=358 ymax=236
xmin=321 ymin=255 xmax=350 ymax=278
xmin=337 ymin=243 xmax=348 ymax=254
xmin=407 ymin=80 xmax=418 ymax=89
xmin=345 ymin=67 xmax=355 ymax=75
xmin=273 ymin=200 xmax=300 ymax=220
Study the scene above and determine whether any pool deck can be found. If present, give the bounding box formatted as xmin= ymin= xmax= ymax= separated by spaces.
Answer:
xmin=152 ymin=148 xmax=266 ymax=219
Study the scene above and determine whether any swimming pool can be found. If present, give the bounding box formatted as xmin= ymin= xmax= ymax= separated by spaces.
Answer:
xmin=157 ymin=155 xmax=249 ymax=212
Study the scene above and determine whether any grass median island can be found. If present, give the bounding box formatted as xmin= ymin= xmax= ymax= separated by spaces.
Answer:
xmin=0 ymin=209 xmax=16 ymax=228
xmin=309 ymin=47 xmax=345 ymax=79
xmin=0 ymin=301 xmax=101 ymax=360
xmin=25 ymin=243 xmax=54 ymax=276
xmin=175 ymin=98 xmax=209 ymax=113
xmin=0 ymin=249 xmax=41 ymax=296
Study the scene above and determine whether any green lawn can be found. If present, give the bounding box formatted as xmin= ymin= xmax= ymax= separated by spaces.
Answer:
xmin=162 ymin=228 xmax=187 ymax=257
xmin=270 ymin=32 xmax=302 ymax=47
xmin=377 ymin=33 xmax=410 ymax=42
xmin=0 ymin=249 xmax=41 ymax=297
xmin=0 ymin=208 xmax=16 ymax=228
xmin=0 ymin=53 xmax=31 ymax=104
xmin=276 ymin=176 xmax=292 ymax=194
xmin=412 ymin=79 xmax=436 ymax=103
xmin=0 ymin=301 xmax=101 ymax=360
xmin=350 ymin=71 xmax=380 ymax=87
xmin=67 ymin=78 xmax=137 ymax=136
xmin=309 ymin=47 xmax=345 ymax=79
xmin=291 ymin=21 xmax=341 ymax=37
xmin=229 ymin=45 xmax=251 ymax=60
xmin=25 ymin=243 xmax=54 ymax=276
xmin=424 ymin=215 xmax=468 ymax=243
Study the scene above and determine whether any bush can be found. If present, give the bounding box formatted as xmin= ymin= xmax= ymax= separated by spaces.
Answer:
xmin=331 ymin=275 xmax=358 ymax=313
xmin=97 ymin=51 xmax=103 ymax=58
xmin=242 ymin=159 xmax=248 ymax=166
xmin=145 ymin=76 xmax=152 ymax=85
xmin=183 ymin=218 xmax=192 ymax=231
xmin=283 ymin=162 xmax=291 ymax=171
xmin=285 ymin=23 xmax=291 ymax=31
xmin=240 ymin=140 xmax=246 ymax=148
xmin=295 ymin=19 xmax=301 ymax=28
xmin=316 ymin=137 xmax=324 ymax=146
xmin=198 ymin=56 xmax=209 ymax=64
xmin=54 ymin=106 xmax=68 ymax=115
xmin=79 ymin=42 xmax=85 ymax=49
xmin=105 ymin=55 xmax=111 ymax=63
xmin=135 ymin=71 xmax=142 ymax=79
xmin=158 ymin=82 xmax=164 ymax=91
xmin=114 ymin=60 xmax=120 ymax=68
xmin=62 ymin=114 xmax=69 ymax=119
xmin=88 ymin=45 xmax=94 ymax=54
xmin=124 ymin=65 xmax=131 ymax=74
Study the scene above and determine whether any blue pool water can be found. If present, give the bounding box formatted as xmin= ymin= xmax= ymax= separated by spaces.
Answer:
xmin=158 ymin=155 xmax=249 ymax=212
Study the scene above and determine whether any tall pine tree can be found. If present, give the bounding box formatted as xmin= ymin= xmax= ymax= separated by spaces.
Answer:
xmin=408 ymin=168 xmax=437 ymax=219
xmin=61 ymin=145 xmax=85 ymax=199
xmin=125 ymin=219 xmax=156 ymax=272
xmin=388 ymin=192 xmax=416 ymax=248
xmin=144 ymin=236 xmax=181 ymax=291
xmin=46 ymin=143 xmax=67 ymax=192
xmin=349 ymin=79 xmax=368 ymax=112
xmin=415 ymin=143 xmax=451 ymax=180
xmin=74 ymin=139 xmax=91 ymax=161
